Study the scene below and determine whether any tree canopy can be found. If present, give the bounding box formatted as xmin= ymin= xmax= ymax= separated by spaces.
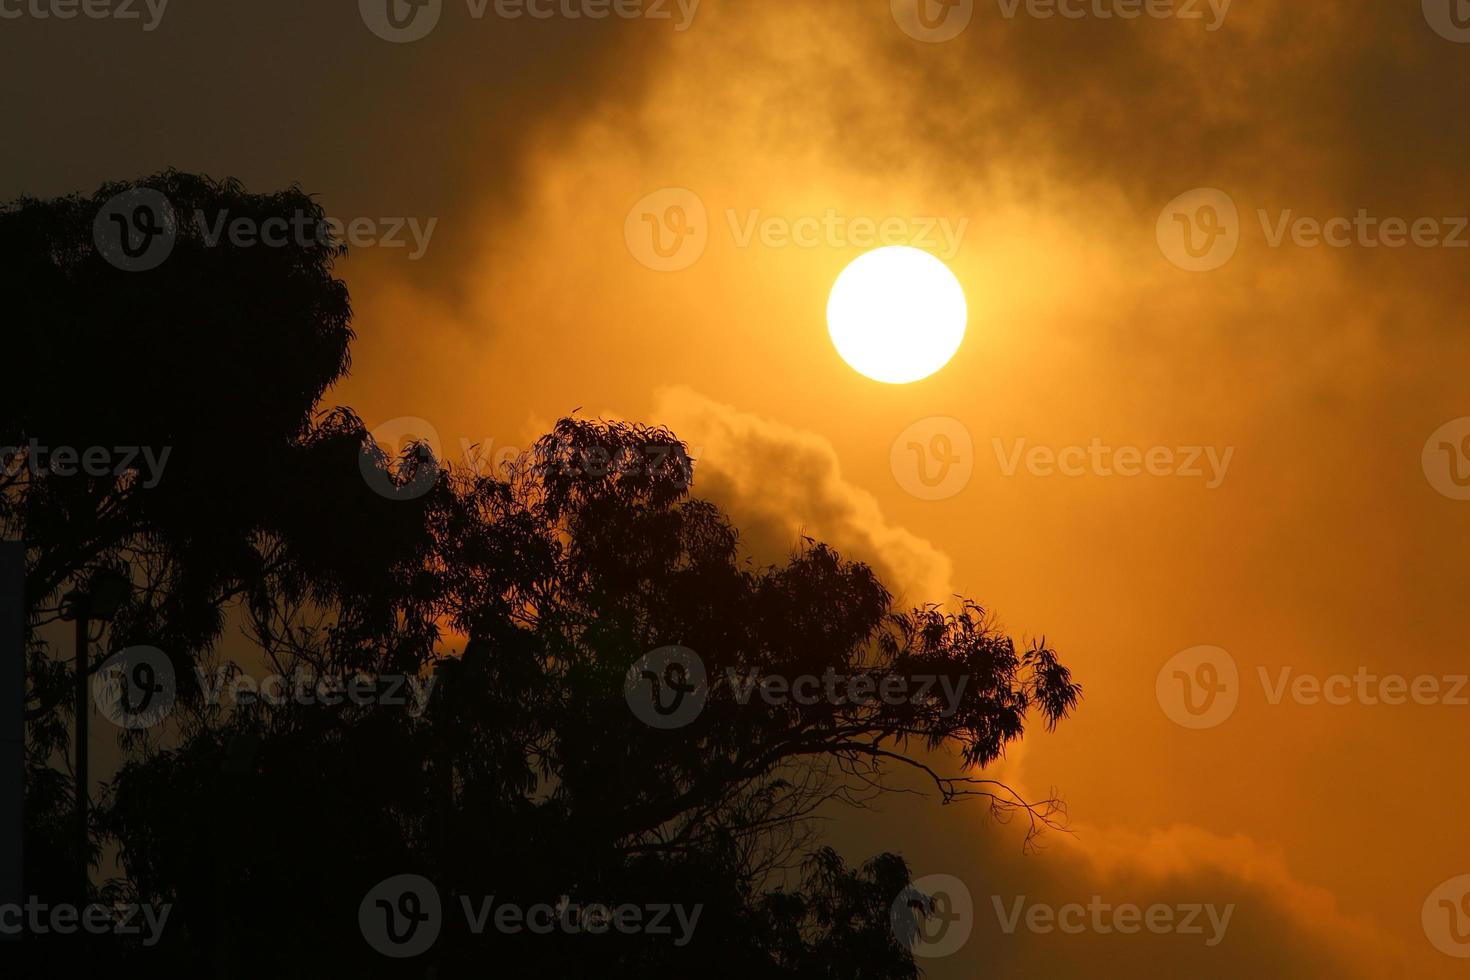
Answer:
xmin=2 ymin=174 xmax=1080 ymax=978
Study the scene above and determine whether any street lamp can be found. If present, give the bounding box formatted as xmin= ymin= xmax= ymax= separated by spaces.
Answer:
xmin=59 ymin=565 xmax=130 ymax=902
xmin=1 ymin=542 xmax=23 ymax=939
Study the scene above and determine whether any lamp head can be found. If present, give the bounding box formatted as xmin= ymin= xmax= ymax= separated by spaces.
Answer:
xmin=59 ymin=565 xmax=132 ymax=622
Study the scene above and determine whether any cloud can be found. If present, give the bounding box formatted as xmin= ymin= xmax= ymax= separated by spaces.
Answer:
xmin=939 ymin=818 xmax=1407 ymax=978
xmin=652 ymin=385 xmax=955 ymax=607
xmin=15 ymin=3 xmax=1465 ymax=975
xmin=826 ymin=792 xmax=1409 ymax=980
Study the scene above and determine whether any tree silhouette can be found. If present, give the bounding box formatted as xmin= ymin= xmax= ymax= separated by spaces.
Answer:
xmin=1 ymin=172 xmax=357 ymax=751
xmin=2 ymin=175 xmax=1081 ymax=978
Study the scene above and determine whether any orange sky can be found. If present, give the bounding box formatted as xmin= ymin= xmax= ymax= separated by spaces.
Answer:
xmin=9 ymin=0 xmax=1470 ymax=973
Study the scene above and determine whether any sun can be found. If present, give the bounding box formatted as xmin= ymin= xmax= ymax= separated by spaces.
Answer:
xmin=827 ymin=246 xmax=967 ymax=385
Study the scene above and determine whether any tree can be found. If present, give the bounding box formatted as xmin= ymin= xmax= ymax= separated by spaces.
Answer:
xmin=1 ymin=172 xmax=440 ymax=975
xmin=2 ymin=175 xmax=1081 ymax=978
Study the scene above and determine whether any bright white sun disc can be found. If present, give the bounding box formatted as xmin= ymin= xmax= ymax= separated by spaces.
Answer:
xmin=827 ymin=246 xmax=967 ymax=385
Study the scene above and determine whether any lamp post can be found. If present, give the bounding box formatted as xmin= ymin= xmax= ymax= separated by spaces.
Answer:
xmin=1 ymin=542 xmax=22 ymax=937
xmin=59 ymin=566 xmax=130 ymax=903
